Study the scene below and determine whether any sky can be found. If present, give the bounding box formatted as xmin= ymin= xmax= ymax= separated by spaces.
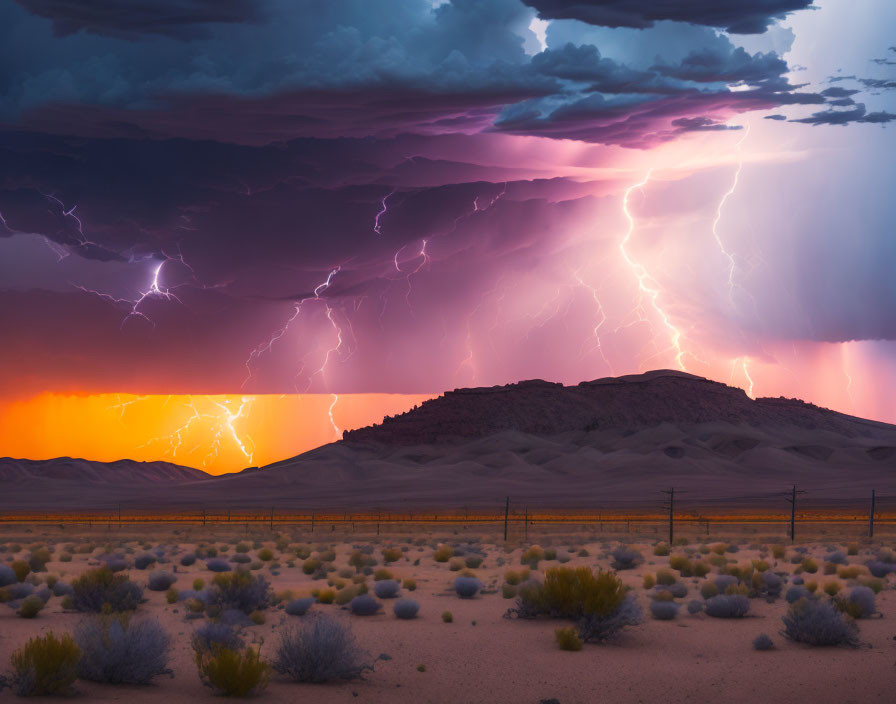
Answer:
xmin=1 ymin=0 xmax=894 ymax=473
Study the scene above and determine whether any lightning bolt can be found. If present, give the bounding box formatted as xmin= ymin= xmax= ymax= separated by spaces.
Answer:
xmin=373 ymin=192 xmax=393 ymax=235
xmin=243 ymin=266 xmax=351 ymax=393
xmin=573 ymin=268 xmax=614 ymax=374
xmin=618 ymin=170 xmax=687 ymax=370
xmin=126 ymin=395 xmax=256 ymax=467
xmin=327 ymin=394 xmax=341 ymax=439
xmin=710 ymin=123 xmax=751 ymax=302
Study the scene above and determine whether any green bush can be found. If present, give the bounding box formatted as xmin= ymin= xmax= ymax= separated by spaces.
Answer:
xmin=11 ymin=560 xmax=30 ymax=582
xmin=196 ymin=647 xmax=269 ymax=697
xmin=526 ymin=567 xmax=626 ymax=619
xmin=441 ymin=610 xmax=453 ymax=623
xmin=800 ymin=558 xmax=818 ymax=574
xmin=653 ymin=543 xmax=670 ymax=556
xmin=555 ymin=626 xmax=583 ymax=651
xmin=502 ymin=584 xmax=518 ymax=599
xmin=403 ymin=578 xmax=417 ymax=592
xmin=302 ymin=558 xmax=321 ymax=575
xmin=382 ymin=548 xmax=402 ymax=563
xmin=373 ymin=568 xmax=393 ymax=581
xmin=10 ymin=632 xmax=80 ymax=696
xmin=433 ymin=546 xmax=453 ymax=562
xmin=18 ymin=594 xmax=45 ymax=619
xmin=71 ymin=567 xmax=143 ymax=613
xmin=257 ymin=548 xmax=274 ymax=562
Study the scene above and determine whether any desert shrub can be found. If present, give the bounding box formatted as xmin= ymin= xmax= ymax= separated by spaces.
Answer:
xmin=52 ymin=581 xmax=72 ymax=598
xmin=710 ymin=543 xmax=728 ymax=555
xmin=235 ymin=542 xmax=250 ymax=553
xmin=74 ymin=615 xmax=170 ymax=684
xmin=836 ymin=565 xmax=862 ymax=580
xmin=663 ymin=583 xmax=688 ymax=598
xmin=866 ymin=560 xmax=895 ymax=578
xmin=403 ymin=578 xmax=417 ymax=591
xmin=652 ymin=590 xmax=674 ymax=602
xmin=700 ymin=582 xmax=719 ymax=599
xmin=846 ymin=543 xmax=859 ymax=556
xmin=133 ymin=554 xmax=156 ymax=570
xmin=704 ymin=595 xmax=750 ymax=618
xmin=147 ymin=572 xmax=176 ymax=592
xmin=805 ymin=580 xmax=818 ymax=593
xmin=687 ymin=600 xmax=704 ymax=614
xmin=668 ymin=555 xmax=689 ymax=571
xmin=257 ymin=548 xmax=274 ymax=562
xmin=782 ymin=599 xmax=859 ymax=647
xmin=760 ymin=571 xmax=783 ymax=597
xmin=610 ymin=547 xmax=641 ymax=570
xmin=555 ymin=626 xmax=583 ymax=651
xmin=505 ymin=570 xmax=523 ymax=586
xmin=786 ymin=585 xmax=810 ymax=603
xmin=8 ymin=582 xmax=35 ymax=600
xmin=800 ymin=558 xmax=818 ymax=574
xmin=373 ymin=580 xmax=400 ymax=599
xmin=191 ymin=622 xmax=244 ymax=654
xmin=771 ymin=545 xmax=786 ymax=559
xmin=655 ymin=569 xmax=676 ymax=586
xmin=316 ymin=589 xmax=335 ymax=604
xmin=521 ymin=546 xmax=545 ymax=567
xmin=454 ymin=577 xmax=482 ymax=598
xmin=286 ymin=597 xmax=315 ymax=616
xmin=206 ymin=558 xmax=231 ymax=573
xmin=693 ymin=562 xmax=710 ymax=578
xmin=839 ymin=586 xmax=876 ymax=619
xmin=249 ymin=610 xmax=265 ymax=625
xmin=18 ymin=594 xmax=45 ymax=619
xmin=653 ymin=543 xmax=670 ymax=556
xmin=448 ymin=557 xmax=464 ymax=571
xmin=10 ymin=632 xmax=80 ymax=696
xmin=196 ymin=647 xmax=269 ymax=697
xmin=273 ymin=615 xmax=372 ymax=683
xmin=511 ymin=567 xmax=641 ymax=643
xmin=441 ymin=610 xmax=453 ymax=623
xmin=826 ymin=551 xmax=847 ymax=565
xmin=59 ymin=553 xmax=72 ymax=563
xmin=650 ymin=600 xmax=679 ymax=620
xmin=11 ymin=560 xmax=30 ymax=582
xmin=464 ymin=555 xmax=483 ymax=568
xmin=393 ymin=599 xmax=419 ymax=619
xmin=165 ymin=588 xmax=178 ymax=604
xmin=179 ymin=553 xmax=196 ymax=566
xmin=349 ymin=595 xmax=382 ymax=615
xmin=433 ymin=546 xmax=453 ymax=563
xmin=0 ymin=564 xmax=17 ymax=587
xmin=858 ymin=577 xmax=884 ymax=594
xmin=317 ymin=549 xmax=336 ymax=563
xmin=642 ymin=574 xmax=656 ymax=589
xmin=822 ymin=581 xmax=841 ymax=597
xmin=302 ymin=558 xmax=322 ymax=575
xmin=373 ymin=568 xmax=393 ymax=581
xmin=753 ymin=633 xmax=774 ymax=651
xmin=71 ymin=568 xmax=142 ymax=613
xmin=208 ymin=572 xmax=270 ymax=613
xmin=382 ymin=548 xmax=402 ymax=563
xmin=28 ymin=549 xmax=51 ymax=573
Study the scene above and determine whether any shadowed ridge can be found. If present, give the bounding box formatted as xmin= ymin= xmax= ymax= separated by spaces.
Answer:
xmin=341 ymin=370 xmax=893 ymax=446
xmin=0 ymin=456 xmax=212 ymax=484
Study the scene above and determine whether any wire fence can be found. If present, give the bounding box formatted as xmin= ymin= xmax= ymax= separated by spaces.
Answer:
xmin=1 ymin=488 xmax=893 ymax=541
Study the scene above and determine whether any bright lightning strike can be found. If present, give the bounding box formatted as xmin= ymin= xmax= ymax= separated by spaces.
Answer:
xmin=618 ymin=171 xmax=687 ymax=371
xmin=710 ymin=123 xmax=751 ymax=302
xmin=373 ymin=192 xmax=393 ymax=235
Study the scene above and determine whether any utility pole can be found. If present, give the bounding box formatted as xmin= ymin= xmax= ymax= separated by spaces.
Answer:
xmin=503 ymin=496 xmax=510 ymax=542
xmin=661 ymin=488 xmax=676 ymax=545
xmin=118 ymin=503 xmax=121 ymax=528
xmin=784 ymin=485 xmax=806 ymax=543
xmin=869 ymin=489 xmax=876 ymax=539
xmin=311 ymin=511 xmax=315 ymax=533
xmin=524 ymin=506 xmax=529 ymax=541
xmin=270 ymin=506 xmax=274 ymax=531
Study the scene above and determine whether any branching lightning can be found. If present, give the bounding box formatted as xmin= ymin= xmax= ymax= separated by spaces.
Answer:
xmin=617 ymin=170 xmax=687 ymax=371
xmin=710 ymin=123 xmax=751 ymax=303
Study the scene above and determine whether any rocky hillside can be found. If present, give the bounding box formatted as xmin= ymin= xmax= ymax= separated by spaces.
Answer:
xmin=343 ymin=370 xmax=891 ymax=445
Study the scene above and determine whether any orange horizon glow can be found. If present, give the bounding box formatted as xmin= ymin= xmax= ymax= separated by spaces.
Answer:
xmin=0 ymin=392 xmax=435 ymax=475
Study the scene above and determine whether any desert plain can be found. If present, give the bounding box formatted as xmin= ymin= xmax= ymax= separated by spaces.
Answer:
xmin=1 ymin=521 xmax=894 ymax=703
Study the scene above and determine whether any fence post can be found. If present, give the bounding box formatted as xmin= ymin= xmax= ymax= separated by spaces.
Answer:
xmin=503 ymin=496 xmax=510 ymax=542
xmin=869 ymin=489 xmax=876 ymax=539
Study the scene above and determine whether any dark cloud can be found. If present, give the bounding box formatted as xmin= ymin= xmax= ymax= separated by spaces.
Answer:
xmin=651 ymin=47 xmax=789 ymax=86
xmin=13 ymin=0 xmax=262 ymax=40
xmin=764 ymin=114 xmax=787 ymax=120
xmin=821 ymin=87 xmax=859 ymax=98
xmin=670 ymin=116 xmax=742 ymax=132
xmin=521 ymin=0 xmax=815 ymax=34
xmin=791 ymin=103 xmax=896 ymax=126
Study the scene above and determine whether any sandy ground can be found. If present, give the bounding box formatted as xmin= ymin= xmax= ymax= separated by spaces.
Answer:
xmin=1 ymin=525 xmax=894 ymax=703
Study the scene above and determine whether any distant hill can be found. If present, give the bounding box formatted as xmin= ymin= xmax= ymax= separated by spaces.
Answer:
xmin=0 ymin=457 xmax=211 ymax=485
xmin=342 ymin=370 xmax=892 ymax=444
xmin=2 ymin=371 xmax=894 ymax=510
